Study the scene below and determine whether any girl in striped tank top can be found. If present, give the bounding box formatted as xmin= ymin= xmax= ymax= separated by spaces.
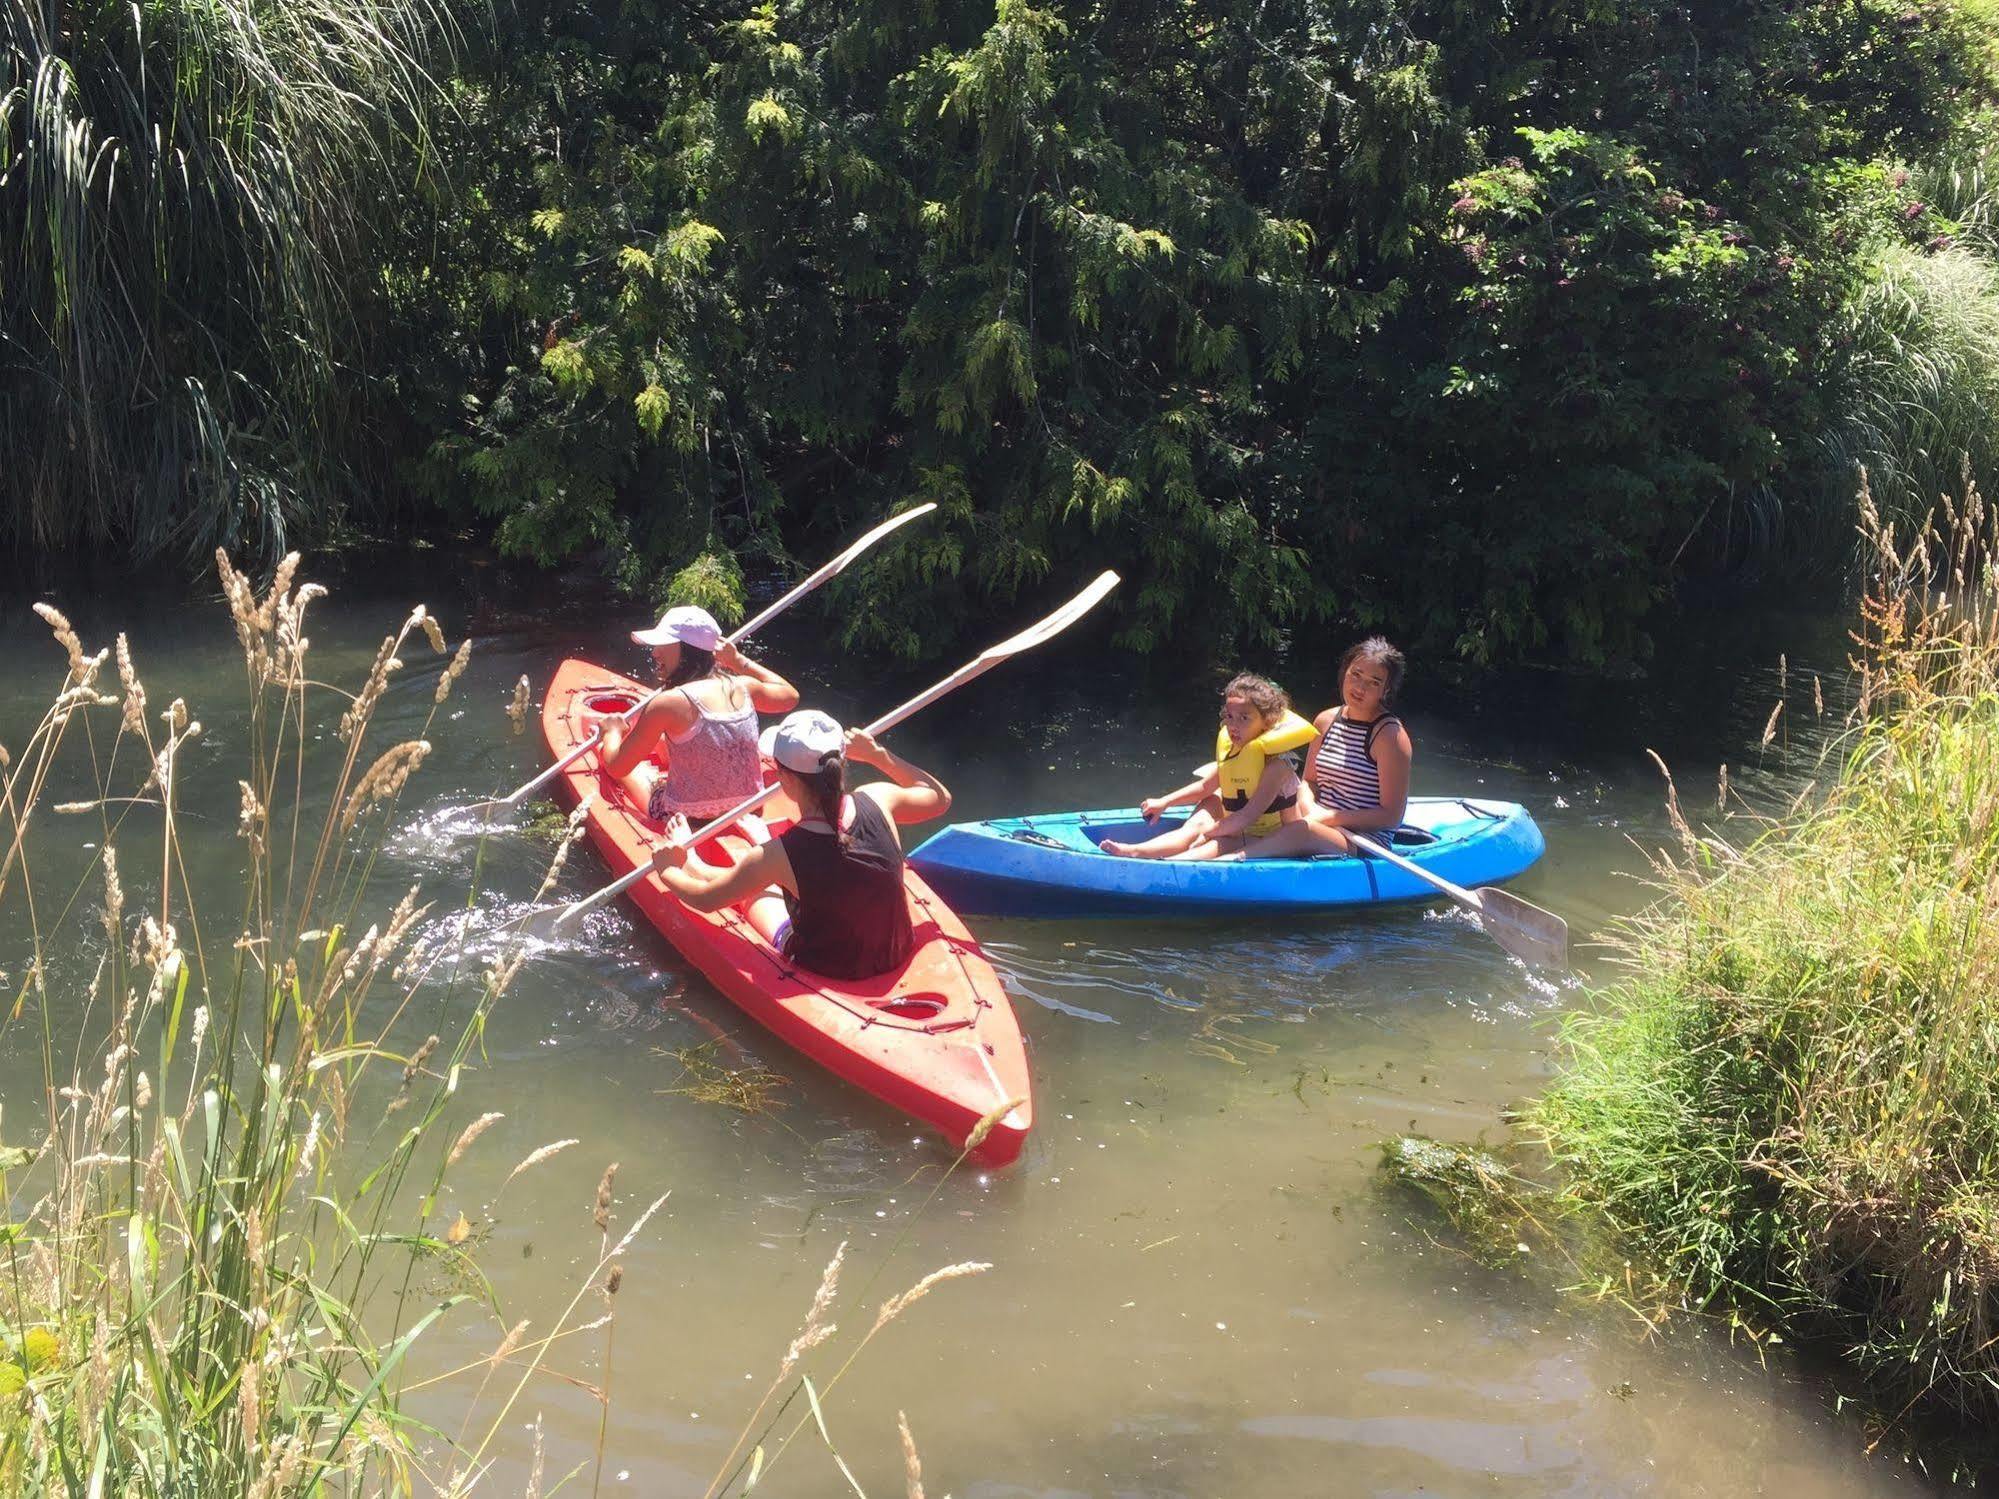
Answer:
xmin=1234 ymin=637 xmax=1413 ymax=861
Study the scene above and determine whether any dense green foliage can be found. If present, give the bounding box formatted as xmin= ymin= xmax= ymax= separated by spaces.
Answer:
xmin=10 ymin=0 xmax=1999 ymax=662
xmin=1531 ymin=495 xmax=1999 ymax=1426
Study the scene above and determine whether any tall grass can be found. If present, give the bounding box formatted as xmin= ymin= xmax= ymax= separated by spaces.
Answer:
xmin=1531 ymin=477 xmax=1999 ymax=1427
xmin=1814 ymin=239 xmax=1999 ymax=551
xmin=0 ymin=555 xmax=557 ymax=1490
xmin=0 ymin=0 xmax=450 ymax=561
xmin=0 ymin=557 xmax=996 ymax=1492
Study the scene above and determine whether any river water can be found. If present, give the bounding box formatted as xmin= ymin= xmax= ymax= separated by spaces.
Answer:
xmin=0 ymin=557 xmax=1928 ymax=1496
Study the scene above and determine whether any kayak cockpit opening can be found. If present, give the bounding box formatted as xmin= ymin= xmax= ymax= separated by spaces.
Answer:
xmin=583 ymin=691 xmax=640 ymax=716
xmin=1078 ymin=815 xmax=1191 ymax=849
xmin=1073 ymin=817 xmax=1440 ymax=861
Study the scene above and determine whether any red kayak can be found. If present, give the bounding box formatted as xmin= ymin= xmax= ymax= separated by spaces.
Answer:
xmin=540 ymin=657 xmax=1033 ymax=1164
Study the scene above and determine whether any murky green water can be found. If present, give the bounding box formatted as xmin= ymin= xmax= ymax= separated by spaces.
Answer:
xmin=0 ymin=562 xmax=1927 ymax=1496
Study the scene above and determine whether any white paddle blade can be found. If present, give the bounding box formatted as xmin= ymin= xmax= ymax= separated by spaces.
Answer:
xmin=729 ymin=501 xmax=937 ymax=640
xmin=976 ymin=571 xmax=1120 ymax=664
xmin=1474 ymin=887 xmax=1570 ymax=971
xmin=503 ymin=904 xmax=568 ymax=943
xmin=471 ymin=507 xmax=936 ymax=818
xmin=862 ymin=571 xmax=1122 ymax=739
xmin=822 ymin=501 xmax=937 ymax=574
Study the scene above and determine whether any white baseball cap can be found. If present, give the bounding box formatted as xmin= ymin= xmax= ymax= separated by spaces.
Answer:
xmin=758 ymin=709 xmax=846 ymax=774
xmin=631 ymin=604 xmax=722 ymax=651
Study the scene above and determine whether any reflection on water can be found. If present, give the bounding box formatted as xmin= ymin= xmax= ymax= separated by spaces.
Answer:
xmin=0 ymin=569 xmax=1922 ymax=1496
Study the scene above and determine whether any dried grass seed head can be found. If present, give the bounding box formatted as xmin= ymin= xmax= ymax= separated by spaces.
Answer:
xmin=340 ymin=740 xmax=431 ymax=832
xmin=32 ymin=602 xmax=87 ymax=676
xmin=238 ymin=780 xmax=267 ymax=856
xmin=490 ymin=1318 xmax=529 ymax=1368
xmin=779 ymin=1239 xmax=847 ymax=1378
xmin=899 ymin=1410 xmax=925 ymax=1499
xmin=1761 ymin=700 xmax=1784 ymax=749
xmin=593 ymin=1161 xmax=619 ymax=1233
xmin=447 ymin=1112 xmax=504 ymax=1167
xmin=503 ymin=1138 xmax=580 ymax=1187
xmin=340 ymin=635 xmax=405 ymax=743
xmin=100 ymin=846 xmax=123 ymax=944
xmin=258 ymin=553 xmax=301 ymax=633
xmin=963 ymin=1095 xmax=1028 ymax=1156
xmin=870 ymin=1261 xmax=992 ymax=1336
xmin=436 ymin=638 xmax=472 ymax=704
xmin=115 ymin=634 xmax=146 ymax=733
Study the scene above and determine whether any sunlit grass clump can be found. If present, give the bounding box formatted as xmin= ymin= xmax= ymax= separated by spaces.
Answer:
xmin=0 ymin=555 xmax=1001 ymax=1493
xmin=1532 ymin=478 xmax=1999 ymax=1423
xmin=0 ymin=555 xmax=603 ymax=1493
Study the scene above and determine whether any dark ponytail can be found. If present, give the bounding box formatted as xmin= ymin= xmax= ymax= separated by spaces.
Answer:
xmin=663 ymin=644 xmax=717 ymax=688
xmin=802 ymin=750 xmax=848 ymax=848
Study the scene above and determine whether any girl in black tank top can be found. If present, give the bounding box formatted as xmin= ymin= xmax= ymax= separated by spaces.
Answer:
xmin=777 ymin=789 xmax=912 ymax=978
xmin=647 ymin=711 xmax=954 ymax=981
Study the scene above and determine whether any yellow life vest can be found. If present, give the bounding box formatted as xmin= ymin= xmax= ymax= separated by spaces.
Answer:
xmin=1213 ymin=710 xmax=1315 ymax=837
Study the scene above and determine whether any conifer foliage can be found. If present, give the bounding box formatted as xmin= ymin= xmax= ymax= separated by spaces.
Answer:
xmin=10 ymin=0 xmax=1994 ymax=664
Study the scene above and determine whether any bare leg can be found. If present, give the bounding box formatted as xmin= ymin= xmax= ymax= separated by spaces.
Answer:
xmin=1167 ymin=832 xmax=1246 ymax=862
xmin=1101 ymin=801 xmax=1220 ymax=858
xmin=1239 ymin=817 xmax=1355 ymax=860
xmin=740 ymin=888 xmax=791 ymax=946
xmin=619 ymin=761 xmax=662 ymax=817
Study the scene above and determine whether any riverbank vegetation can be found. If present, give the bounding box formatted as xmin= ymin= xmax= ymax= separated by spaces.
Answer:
xmin=10 ymin=0 xmax=1999 ymax=665
xmin=0 ymin=559 xmax=991 ymax=1491
xmin=1392 ymin=486 xmax=1999 ymax=1454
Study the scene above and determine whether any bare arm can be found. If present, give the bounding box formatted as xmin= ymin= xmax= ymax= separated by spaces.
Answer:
xmin=716 ymin=640 xmax=800 ymax=713
xmin=1143 ymin=767 xmax=1220 ymax=821
xmin=651 ymin=819 xmax=795 ymax=910
xmin=1311 ymin=721 xmax=1412 ymax=834
xmin=846 ymin=729 xmax=950 ymax=826
xmin=599 ymin=695 xmax=680 ymax=778
xmin=1203 ymin=758 xmax=1295 ymax=842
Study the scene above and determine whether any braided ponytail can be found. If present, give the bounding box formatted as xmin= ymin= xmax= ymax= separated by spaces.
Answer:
xmin=804 ymin=749 xmax=848 ymax=849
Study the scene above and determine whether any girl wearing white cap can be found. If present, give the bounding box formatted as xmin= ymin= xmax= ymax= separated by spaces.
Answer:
xmin=649 ymin=709 xmax=951 ymax=980
xmin=600 ymin=604 xmax=799 ymax=826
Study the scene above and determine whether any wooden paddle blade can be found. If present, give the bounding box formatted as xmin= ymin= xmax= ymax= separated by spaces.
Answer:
xmin=974 ymin=571 xmax=1120 ymax=663
xmin=1474 ymin=886 xmax=1570 ymax=971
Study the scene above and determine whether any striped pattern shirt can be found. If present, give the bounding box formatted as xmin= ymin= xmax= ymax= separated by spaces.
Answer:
xmin=1311 ymin=711 xmax=1400 ymax=811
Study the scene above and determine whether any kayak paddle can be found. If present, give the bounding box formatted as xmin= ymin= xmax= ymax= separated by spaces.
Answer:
xmin=464 ymin=502 xmax=937 ymax=817
xmin=512 ymin=570 xmax=1121 ymax=941
xmin=1347 ymin=831 xmax=1568 ymax=971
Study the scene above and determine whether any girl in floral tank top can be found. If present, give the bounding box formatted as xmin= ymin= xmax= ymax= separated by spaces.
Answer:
xmin=598 ymin=605 xmax=799 ymax=827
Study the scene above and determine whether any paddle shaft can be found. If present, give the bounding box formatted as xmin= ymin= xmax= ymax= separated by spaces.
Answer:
xmin=477 ymin=503 xmax=937 ymax=812
xmin=1345 ymin=831 xmax=1479 ymax=907
xmin=547 ymin=571 xmax=1120 ymax=931
xmin=1347 ymin=830 xmax=1568 ymax=969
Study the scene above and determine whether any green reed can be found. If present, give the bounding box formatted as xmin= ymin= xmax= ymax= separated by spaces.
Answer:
xmin=1531 ymin=474 xmax=1999 ymax=1429
xmin=0 ymin=553 xmax=613 ymax=1493
xmin=0 ymin=555 xmax=996 ymax=1494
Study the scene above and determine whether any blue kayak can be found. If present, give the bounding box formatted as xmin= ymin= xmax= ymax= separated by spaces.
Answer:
xmin=906 ymin=797 xmax=1546 ymax=917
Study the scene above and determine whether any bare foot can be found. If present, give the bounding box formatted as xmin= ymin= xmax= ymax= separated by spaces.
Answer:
xmin=1098 ymin=839 xmax=1134 ymax=856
